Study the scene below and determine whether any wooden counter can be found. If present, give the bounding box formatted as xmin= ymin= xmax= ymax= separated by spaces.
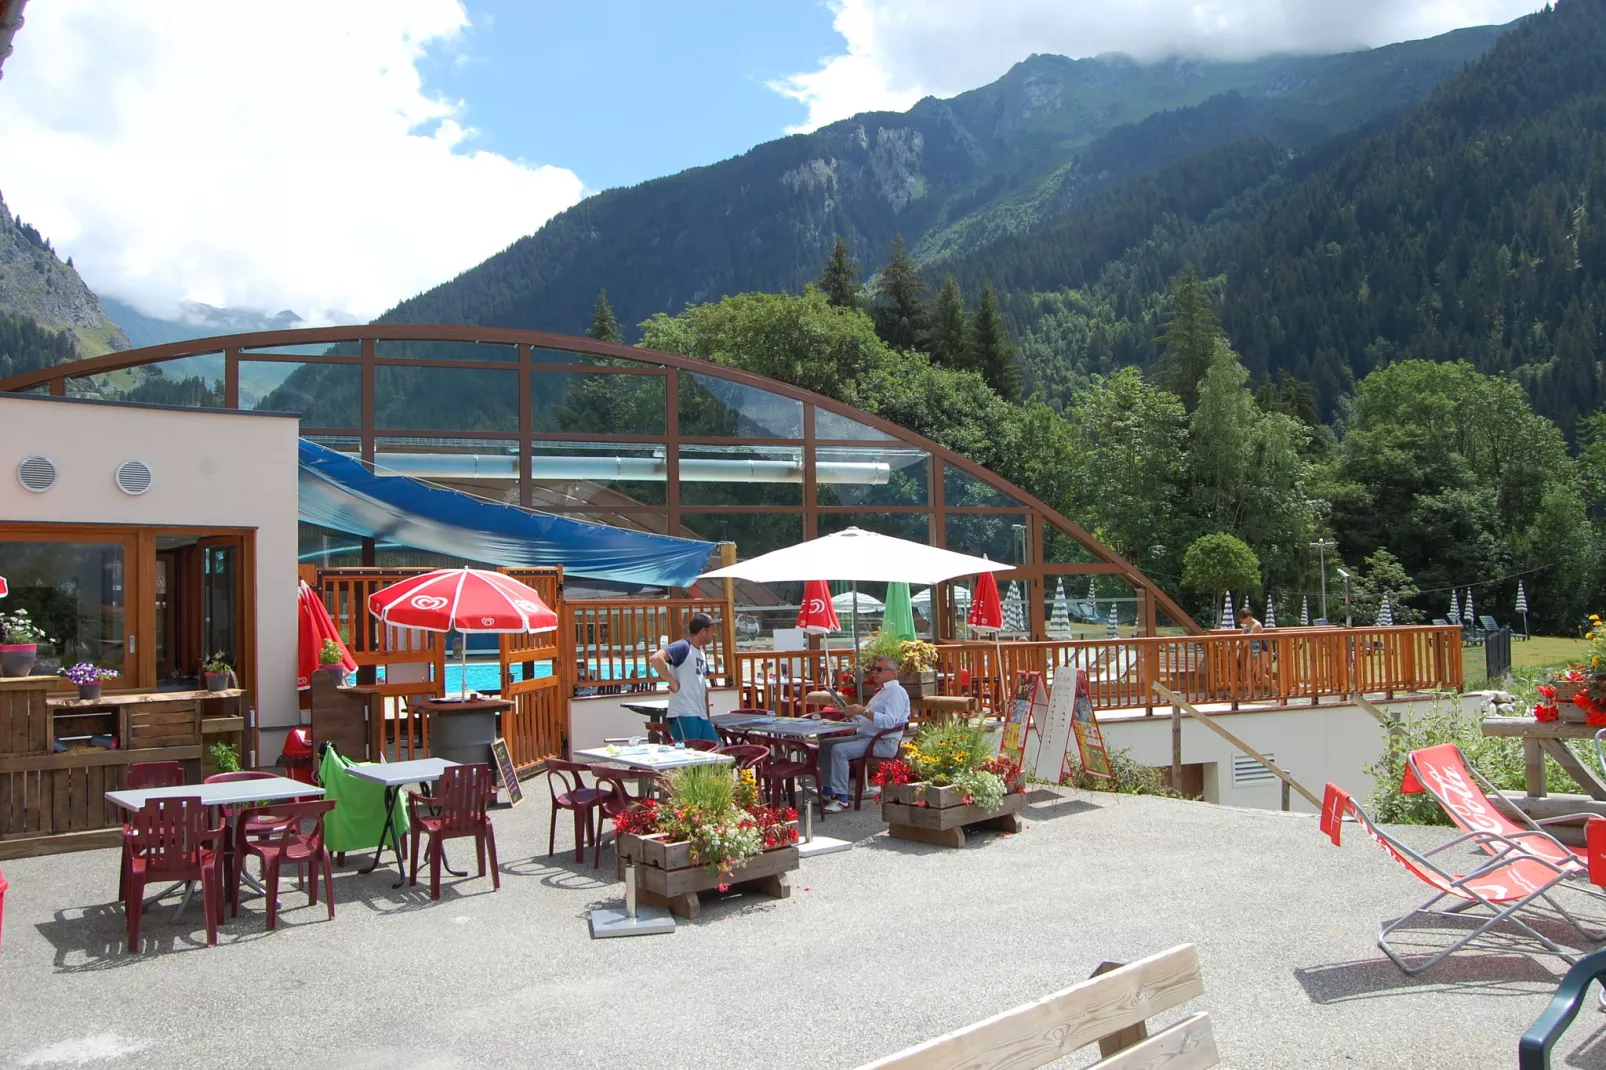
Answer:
xmin=0 ymin=679 xmax=249 ymax=859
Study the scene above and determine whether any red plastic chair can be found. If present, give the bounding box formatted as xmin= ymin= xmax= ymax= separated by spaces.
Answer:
xmin=717 ymin=743 xmax=770 ymax=770
xmin=119 ymin=761 xmax=190 ymax=899
xmin=545 ymin=758 xmax=606 ymax=863
xmin=763 ymin=738 xmax=825 ymax=816
xmin=231 ymin=800 xmax=337 ymax=930
xmin=121 ymin=796 xmax=224 ymax=953
xmin=683 ymin=739 xmax=720 ymax=752
xmin=408 ymin=764 xmax=499 ymax=899
xmin=127 ymin=761 xmax=186 ymax=790
xmin=590 ymin=768 xmax=650 ymax=869
xmin=848 ymin=724 xmax=908 ymax=810
xmin=205 ymin=770 xmax=300 ymax=889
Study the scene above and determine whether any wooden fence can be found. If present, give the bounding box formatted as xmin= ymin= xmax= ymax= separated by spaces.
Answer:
xmin=564 ymin=598 xmax=734 ymax=693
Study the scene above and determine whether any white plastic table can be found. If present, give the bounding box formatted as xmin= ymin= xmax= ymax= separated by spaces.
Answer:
xmin=106 ymin=776 xmax=325 ymax=919
xmin=346 ymin=758 xmax=458 ymax=888
xmin=573 ymin=744 xmax=733 ymax=773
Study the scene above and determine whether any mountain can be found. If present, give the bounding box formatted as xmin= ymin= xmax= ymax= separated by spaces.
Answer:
xmin=0 ymin=192 xmax=128 ymax=358
xmin=99 ymin=296 xmax=305 ymax=349
xmin=939 ymin=0 xmax=1606 ymax=434
xmin=374 ymin=26 xmax=1508 ymax=338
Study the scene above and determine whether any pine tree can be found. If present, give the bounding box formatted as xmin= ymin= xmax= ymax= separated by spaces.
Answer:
xmin=930 ymin=275 xmax=970 ymax=370
xmin=968 ymin=282 xmax=1020 ymax=400
xmin=817 ymin=236 xmax=862 ymax=309
xmin=1153 ymin=266 xmax=1227 ymax=411
xmin=587 ymin=288 xmax=621 ymax=343
xmin=871 ymin=234 xmax=930 ymax=352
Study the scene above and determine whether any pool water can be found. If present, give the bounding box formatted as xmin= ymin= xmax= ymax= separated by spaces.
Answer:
xmin=375 ymin=657 xmax=650 ymax=694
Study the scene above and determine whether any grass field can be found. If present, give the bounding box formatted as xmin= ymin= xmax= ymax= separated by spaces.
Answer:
xmin=1510 ymin=635 xmax=1591 ymax=671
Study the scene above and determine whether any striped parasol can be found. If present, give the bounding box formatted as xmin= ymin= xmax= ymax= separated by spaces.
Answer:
xmin=1106 ymin=603 xmax=1119 ymax=638
xmin=1464 ymin=587 xmax=1475 ymax=625
xmin=1049 ymin=579 xmax=1072 ymax=638
xmin=1377 ymin=595 xmax=1394 ymax=627
xmin=1264 ymin=594 xmax=1276 ymax=629
xmin=1516 ymin=581 xmax=1528 ymax=614
xmin=1219 ymin=592 xmax=1236 ymax=631
xmin=1449 ymin=589 xmax=1461 ymax=626
xmin=1003 ymin=582 xmax=1026 ymax=634
xmin=1300 ymin=595 xmax=1310 ymax=626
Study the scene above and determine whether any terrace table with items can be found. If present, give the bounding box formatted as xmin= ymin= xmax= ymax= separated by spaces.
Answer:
xmin=345 ymin=757 xmax=459 ymax=888
xmin=1480 ymin=716 xmax=1606 ymax=837
xmin=574 ymin=744 xmax=733 ymax=800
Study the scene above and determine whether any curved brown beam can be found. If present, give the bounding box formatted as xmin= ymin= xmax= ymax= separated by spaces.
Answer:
xmin=0 ymin=324 xmax=1203 ymax=634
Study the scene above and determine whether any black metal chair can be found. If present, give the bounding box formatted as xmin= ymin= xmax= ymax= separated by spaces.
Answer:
xmin=1519 ymin=947 xmax=1606 ymax=1068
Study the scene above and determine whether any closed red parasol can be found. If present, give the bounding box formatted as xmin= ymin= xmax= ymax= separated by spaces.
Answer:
xmin=968 ymin=570 xmax=1004 ymax=632
xmin=796 ymin=579 xmax=841 ymax=634
xmin=298 ymin=580 xmax=357 ymax=690
xmin=367 ymin=568 xmax=558 ymax=697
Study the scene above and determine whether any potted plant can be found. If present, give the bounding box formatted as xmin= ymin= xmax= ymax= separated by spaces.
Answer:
xmin=896 ymin=638 xmax=939 ymax=697
xmin=317 ymin=638 xmax=346 ymax=684
xmin=875 ymin=721 xmax=1026 ymax=847
xmin=62 ymin=662 xmax=118 ymax=700
xmin=209 ymin=741 xmax=242 ymax=774
xmin=202 ymin=651 xmax=234 ymax=692
xmin=0 ymin=608 xmax=52 ymax=678
xmin=1547 ymin=614 xmax=1606 ymax=723
xmin=612 ymin=764 xmax=799 ymax=920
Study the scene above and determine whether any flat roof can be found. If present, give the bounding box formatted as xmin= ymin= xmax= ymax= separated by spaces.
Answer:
xmin=0 ymin=786 xmax=1588 ymax=1067
xmin=0 ymin=391 xmax=300 ymax=419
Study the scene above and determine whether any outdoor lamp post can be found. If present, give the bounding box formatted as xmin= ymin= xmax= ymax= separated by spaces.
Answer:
xmin=1309 ymin=538 xmax=1336 ymax=622
xmin=1335 ymin=567 xmax=1353 ymax=628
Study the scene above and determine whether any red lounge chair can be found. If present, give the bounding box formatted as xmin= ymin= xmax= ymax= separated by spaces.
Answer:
xmin=1319 ymin=782 xmax=1601 ymax=973
xmin=1403 ymin=743 xmax=1606 ymax=888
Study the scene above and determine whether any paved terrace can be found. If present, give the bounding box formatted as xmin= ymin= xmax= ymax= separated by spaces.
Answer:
xmin=1 ymin=788 xmax=1602 ymax=1069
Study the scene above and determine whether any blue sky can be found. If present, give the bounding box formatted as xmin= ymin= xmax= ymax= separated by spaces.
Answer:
xmin=417 ymin=1 xmax=843 ymax=192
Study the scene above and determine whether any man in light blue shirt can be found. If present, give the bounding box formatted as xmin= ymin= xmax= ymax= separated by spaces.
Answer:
xmin=820 ymin=656 xmax=910 ymax=812
xmin=648 ymin=613 xmax=719 ymax=743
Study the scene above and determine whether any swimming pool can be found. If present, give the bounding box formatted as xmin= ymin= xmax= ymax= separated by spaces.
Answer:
xmin=375 ymin=657 xmax=651 ymax=694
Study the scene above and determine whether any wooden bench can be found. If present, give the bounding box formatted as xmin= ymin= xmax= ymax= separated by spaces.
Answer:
xmin=854 ymin=944 xmax=1217 ymax=1070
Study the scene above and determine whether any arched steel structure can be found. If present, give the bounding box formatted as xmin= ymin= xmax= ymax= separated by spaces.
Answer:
xmin=0 ymin=325 xmax=1201 ymax=636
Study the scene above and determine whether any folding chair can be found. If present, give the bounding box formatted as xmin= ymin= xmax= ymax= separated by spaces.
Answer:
xmin=1320 ymin=783 xmax=1601 ymax=973
xmin=1402 ymin=743 xmax=1606 ymax=894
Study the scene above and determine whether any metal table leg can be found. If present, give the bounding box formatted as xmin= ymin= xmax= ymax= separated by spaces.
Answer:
xmin=357 ymin=785 xmax=409 ymax=887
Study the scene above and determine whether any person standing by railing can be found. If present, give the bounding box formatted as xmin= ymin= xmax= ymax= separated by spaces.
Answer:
xmin=649 ymin=613 xmax=720 ymax=743
xmin=1238 ymin=604 xmax=1272 ymax=695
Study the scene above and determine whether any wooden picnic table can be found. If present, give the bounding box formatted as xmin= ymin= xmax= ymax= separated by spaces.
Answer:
xmin=1480 ymin=717 xmax=1606 ymax=827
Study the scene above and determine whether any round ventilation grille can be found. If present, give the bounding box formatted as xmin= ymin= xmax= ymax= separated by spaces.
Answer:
xmin=114 ymin=459 xmax=154 ymax=496
xmin=17 ymin=455 xmax=56 ymax=493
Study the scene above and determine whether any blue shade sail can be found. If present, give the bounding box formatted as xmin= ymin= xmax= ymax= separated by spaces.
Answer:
xmin=297 ymin=439 xmax=713 ymax=588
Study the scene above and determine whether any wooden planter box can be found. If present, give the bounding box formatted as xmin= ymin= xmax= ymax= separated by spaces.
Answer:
xmin=882 ymin=782 xmax=1027 ymax=848
xmin=1552 ymin=679 xmax=1599 ymax=721
xmin=616 ymin=822 xmax=799 ymax=920
xmin=898 ymin=670 xmax=937 ymax=698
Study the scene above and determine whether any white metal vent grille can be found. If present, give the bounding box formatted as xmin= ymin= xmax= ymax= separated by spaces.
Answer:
xmin=1233 ymin=753 xmax=1278 ymax=786
xmin=114 ymin=459 xmax=154 ymax=496
xmin=17 ymin=455 xmax=56 ymax=492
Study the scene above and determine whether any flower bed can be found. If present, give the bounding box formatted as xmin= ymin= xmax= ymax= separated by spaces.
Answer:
xmin=610 ymin=766 xmax=800 ymax=920
xmin=874 ymin=722 xmax=1025 ymax=848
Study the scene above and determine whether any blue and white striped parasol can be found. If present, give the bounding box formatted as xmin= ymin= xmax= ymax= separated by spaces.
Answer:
xmin=1377 ymin=595 xmax=1393 ymax=627
xmin=1449 ymin=589 xmax=1461 ymax=626
xmin=1300 ymin=595 xmax=1310 ymax=626
xmin=1219 ymin=592 xmax=1236 ymax=630
xmin=1264 ymin=594 xmax=1276 ymax=629
xmin=1049 ymin=579 xmax=1072 ymax=638
xmin=1107 ymin=603 xmax=1119 ymax=638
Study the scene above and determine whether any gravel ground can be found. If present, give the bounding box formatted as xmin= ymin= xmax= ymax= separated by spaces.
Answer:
xmin=2 ymin=786 xmax=1605 ymax=1069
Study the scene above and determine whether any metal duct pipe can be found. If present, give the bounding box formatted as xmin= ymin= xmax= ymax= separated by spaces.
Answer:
xmin=371 ymin=451 xmax=892 ymax=485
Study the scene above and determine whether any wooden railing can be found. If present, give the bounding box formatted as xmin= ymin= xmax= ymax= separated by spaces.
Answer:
xmin=932 ymin=626 xmax=1463 ymax=714
xmin=563 ymin=598 xmax=733 ymax=694
xmin=732 ymin=649 xmax=862 ymax=716
xmin=499 ymin=567 xmax=566 ymax=771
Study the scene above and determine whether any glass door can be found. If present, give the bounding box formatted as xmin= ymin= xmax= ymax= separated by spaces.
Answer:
xmin=198 ymin=536 xmax=243 ymax=679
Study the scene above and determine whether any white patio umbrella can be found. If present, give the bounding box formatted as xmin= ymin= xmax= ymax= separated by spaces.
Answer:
xmin=1517 ymin=581 xmax=1529 ymax=638
xmin=831 ymin=590 xmax=884 ymax=615
xmin=1377 ymin=595 xmax=1394 ymax=627
xmin=1003 ymin=582 xmax=1027 ymax=634
xmin=1300 ymin=595 xmax=1310 ymax=626
xmin=1219 ymin=592 xmax=1236 ymax=631
xmin=1049 ymin=580 xmax=1072 ymax=638
xmin=1264 ymin=594 xmax=1277 ymax=629
xmin=701 ymin=527 xmax=1013 ymax=684
xmin=1449 ymin=589 xmax=1461 ymax=626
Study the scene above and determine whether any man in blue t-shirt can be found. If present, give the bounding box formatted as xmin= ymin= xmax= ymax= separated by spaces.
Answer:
xmin=648 ymin=613 xmax=719 ymax=743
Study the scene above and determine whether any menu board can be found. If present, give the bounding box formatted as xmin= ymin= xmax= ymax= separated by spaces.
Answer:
xmin=1065 ymin=670 xmax=1114 ymax=785
xmin=1004 ymin=671 xmax=1046 ymax=773
xmin=489 ymin=737 xmax=524 ymax=806
xmin=1030 ymin=668 xmax=1077 ymax=782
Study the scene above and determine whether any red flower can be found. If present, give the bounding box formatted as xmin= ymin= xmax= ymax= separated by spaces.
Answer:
xmin=1538 ymin=684 xmax=1558 ymax=700
xmin=1535 ymin=703 xmax=1561 ymax=723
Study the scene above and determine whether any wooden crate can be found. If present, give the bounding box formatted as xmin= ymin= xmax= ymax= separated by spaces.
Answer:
xmin=124 ymin=700 xmax=202 ymax=749
xmin=616 ymin=828 xmax=799 ymax=919
xmin=0 ymin=678 xmax=53 ymax=757
xmin=882 ymin=786 xmax=1027 ymax=848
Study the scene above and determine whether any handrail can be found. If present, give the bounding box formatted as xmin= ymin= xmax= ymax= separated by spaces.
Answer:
xmin=563 ymin=597 xmax=733 ymax=694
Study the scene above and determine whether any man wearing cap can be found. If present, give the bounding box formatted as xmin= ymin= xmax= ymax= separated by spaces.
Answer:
xmin=649 ymin=613 xmax=720 ymax=743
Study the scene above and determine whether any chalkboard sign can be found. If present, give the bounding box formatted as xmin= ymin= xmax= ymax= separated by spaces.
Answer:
xmin=489 ymin=737 xmax=523 ymax=806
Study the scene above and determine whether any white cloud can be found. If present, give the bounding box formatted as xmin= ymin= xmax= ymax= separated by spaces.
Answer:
xmin=775 ymin=0 xmax=1547 ymax=133
xmin=0 ymin=0 xmax=585 ymax=323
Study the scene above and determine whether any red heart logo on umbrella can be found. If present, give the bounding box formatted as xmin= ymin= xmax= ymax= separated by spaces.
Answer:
xmin=410 ymin=595 xmax=449 ymax=611
xmin=481 ymin=616 xmax=496 ymax=626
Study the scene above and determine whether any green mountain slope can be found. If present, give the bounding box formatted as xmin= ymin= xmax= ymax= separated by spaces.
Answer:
xmin=940 ymin=0 xmax=1606 ymax=434
xmin=0 ymin=193 xmax=129 ymax=361
xmin=376 ymin=26 xmax=1506 ymax=338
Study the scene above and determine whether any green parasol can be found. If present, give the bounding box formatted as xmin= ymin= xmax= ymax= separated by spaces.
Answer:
xmin=883 ymin=581 xmax=917 ymax=642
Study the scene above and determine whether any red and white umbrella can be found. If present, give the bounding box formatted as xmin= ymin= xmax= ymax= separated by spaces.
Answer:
xmin=968 ymin=570 xmax=1007 ymax=703
xmin=0 ymin=575 xmax=7 ymax=598
xmin=797 ymin=579 xmax=848 ymax=708
xmin=298 ymin=581 xmax=356 ymax=690
xmin=368 ymin=568 xmax=558 ymax=697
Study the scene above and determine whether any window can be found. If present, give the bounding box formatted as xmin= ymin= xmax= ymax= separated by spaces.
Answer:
xmin=678 ymin=373 xmax=802 ymax=439
xmin=248 ymin=361 xmax=360 ymax=426
xmin=816 ymin=447 xmax=929 ymax=507
xmin=0 ymin=540 xmax=127 ymax=677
